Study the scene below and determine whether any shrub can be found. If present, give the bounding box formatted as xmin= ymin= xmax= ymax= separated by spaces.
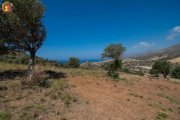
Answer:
xmin=67 ymin=57 xmax=80 ymax=68
xmin=156 ymin=112 xmax=168 ymax=120
xmin=22 ymin=72 xmax=50 ymax=88
xmin=171 ymin=66 xmax=180 ymax=79
xmin=0 ymin=84 xmax=8 ymax=91
xmin=136 ymin=70 xmax=144 ymax=76
xmin=121 ymin=67 xmax=130 ymax=73
xmin=150 ymin=69 xmax=159 ymax=76
xmin=150 ymin=60 xmax=171 ymax=78
xmin=107 ymin=70 xmax=119 ymax=79
xmin=0 ymin=112 xmax=10 ymax=120
xmin=101 ymin=62 xmax=111 ymax=70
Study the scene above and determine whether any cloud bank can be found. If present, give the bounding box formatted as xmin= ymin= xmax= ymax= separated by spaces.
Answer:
xmin=133 ymin=42 xmax=155 ymax=49
xmin=166 ymin=26 xmax=180 ymax=40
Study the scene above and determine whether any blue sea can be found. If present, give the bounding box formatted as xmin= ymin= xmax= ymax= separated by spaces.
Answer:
xmin=59 ymin=58 xmax=105 ymax=64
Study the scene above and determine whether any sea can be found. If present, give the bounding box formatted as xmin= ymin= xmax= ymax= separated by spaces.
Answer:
xmin=59 ymin=58 xmax=105 ymax=64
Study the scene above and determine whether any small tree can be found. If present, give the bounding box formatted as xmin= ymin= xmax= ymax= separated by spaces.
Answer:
xmin=0 ymin=0 xmax=46 ymax=83
xmin=171 ymin=66 xmax=180 ymax=79
xmin=67 ymin=57 xmax=80 ymax=68
xmin=150 ymin=60 xmax=171 ymax=78
xmin=102 ymin=44 xmax=125 ymax=79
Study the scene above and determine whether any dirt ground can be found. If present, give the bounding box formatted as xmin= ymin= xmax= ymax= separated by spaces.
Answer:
xmin=0 ymin=65 xmax=180 ymax=120
xmin=66 ymin=73 xmax=180 ymax=120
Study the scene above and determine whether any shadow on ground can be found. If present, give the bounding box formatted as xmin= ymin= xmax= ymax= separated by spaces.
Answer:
xmin=43 ymin=70 xmax=66 ymax=79
xmin=0 ymin=70 xmax=66 ymax=81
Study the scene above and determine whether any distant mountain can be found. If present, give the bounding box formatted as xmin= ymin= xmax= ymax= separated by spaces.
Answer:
xmin=132 ymin=43 xmax=180 ymax=60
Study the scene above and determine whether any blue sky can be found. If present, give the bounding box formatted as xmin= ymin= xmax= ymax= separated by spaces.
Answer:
xmin=38 ymin=0 xmax=180 ymax=60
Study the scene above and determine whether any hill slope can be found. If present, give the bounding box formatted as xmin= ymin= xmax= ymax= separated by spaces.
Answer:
xmin=133 ymin=43 xmax=180 ymax=60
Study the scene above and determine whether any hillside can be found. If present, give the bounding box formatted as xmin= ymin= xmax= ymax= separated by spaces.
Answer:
xmin=169 ymin=57 xmax=180 ymax=64
xmin=0 ymin=62 xmax=180 ymax=120
xmin=133 ymin=43 xmax=180 ymax=60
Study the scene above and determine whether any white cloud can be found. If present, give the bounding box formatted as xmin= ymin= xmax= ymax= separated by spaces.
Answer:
xmin=166 ymin=26 xmax=180 ymax=40
xmin=133 ymin=42 xmax=155 ymax=49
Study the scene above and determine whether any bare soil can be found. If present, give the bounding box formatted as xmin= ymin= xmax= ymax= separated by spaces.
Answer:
xmin=66 ymin=73 xmax=180 ymax=120
xmin=0 ymin=67 xmax=180 ymax=120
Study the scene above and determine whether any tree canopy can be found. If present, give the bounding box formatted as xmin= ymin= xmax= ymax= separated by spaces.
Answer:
xmin=102 ymin=44 xmax=125 ymax=79
xmin=0 ymin=0 xmax=46 ymax=62
xmin=102 ymin=44 xmax=126 ymax=60
xmin=150 ymin=60 xmax=171 ymax=78
xmin=0 ymin=0 xmax=46 ymax=83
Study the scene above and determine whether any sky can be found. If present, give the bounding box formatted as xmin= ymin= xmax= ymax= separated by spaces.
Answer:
xmin=37 ymin=0 xmax=180 ymax=60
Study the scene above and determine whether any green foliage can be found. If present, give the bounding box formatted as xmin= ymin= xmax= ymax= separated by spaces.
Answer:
xmin=135 ymin=70 xmax=144 ymax=76
xmin=0 ymin=112 xmax=10 ymax=120
xmin=150 ymin=61 xmax=171 ymax=78
xmin=19 ymin=104 xmax=45 ymax=120
xmin=0 ymin=52 xmax=62 ymax=67
xmin=35 ymin=77 xmax=50 ymax=88
xmin=107 ymin=70 xmax=119 ymax=79
xmin=150 ymin=69 xmax=160 ymax=77
xmin=121 ymin=67 xmax=131 ymax=73
xmin=156 ymin=112 xmax=168 ymax=120
xmin=102 ymin=44 xmax=125 ymax=79
xmin=0 ymin=0 xmax=46 ymax=69
xmin=49 ymin=80 xmax=68 ymax=100
xmin=102 ymin=44 xmax=126 ymax=59
xmin=61 ymin=94 xmax=77 ymax=107
xmin=121 ymin=67 xmax=144 ymax=76
xmin=106 ymin=59 xmax=122 ymax=79
xmin=67 ymin=57 xmax=80 ymax=68
xmin=171 ymin=66 xmax=180 ymax=79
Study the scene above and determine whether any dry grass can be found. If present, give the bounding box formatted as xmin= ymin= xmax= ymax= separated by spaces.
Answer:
xmin=169 ymin=57 xmax=180 ymax=64
xmin=0 ymin=62 xmax=180 ymax=120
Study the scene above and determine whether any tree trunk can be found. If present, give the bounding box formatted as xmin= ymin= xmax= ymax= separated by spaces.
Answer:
xmin=27 ymin=52 xmax=35 ymax=83
xmin=163 ymin=73 xmax=167 ymax=78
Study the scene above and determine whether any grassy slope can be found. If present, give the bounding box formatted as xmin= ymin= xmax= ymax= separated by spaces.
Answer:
xmin=0 ymin=62 xmax=180 ymax=120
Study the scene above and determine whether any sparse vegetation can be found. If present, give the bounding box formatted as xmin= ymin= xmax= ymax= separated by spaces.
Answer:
xmin=0 ymin=83 xmax=8 ymax=91
xmin=157 ymin=93 xmax=178 ymax=104
xmin=156 ymin=112 xmax=168 ymax=120
xmin=61 ymin=93 xmax=77 ymax=107
xmin=0 ymin=0 xmax=179 ymax=119
xmin=0 ymin=62 xmax=179 ymax=119
xmin=66 ymin=57 xmax=80 ymax=68
xmin=121 ymin=67 xmax=144 ymax=76
xmin=0 ymin=112 xmax=10 ymax=120
xmin=171 ymin=66 xmax=180 ymax=79
xmin=129 ymin=93 xmax=143 ymax=99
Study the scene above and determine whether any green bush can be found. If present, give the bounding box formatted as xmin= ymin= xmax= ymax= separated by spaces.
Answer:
xmin=0 ymin=112 xmax=10 ymax=120
xmin=106 ymin=59 xmax=122 ymax=79
xmin=149 ymin=69 xmax=159 ymax=77
xmin=171 ymin=66 xmax=180 ymax=79
xmin=107 ymin=70 xmax=119 ymax=79
xmin=150 ymin=60 xmax=171 ymax=78
xmin=121 ymin=67 xmax=130 ymax=73
xmin=135 ymin=71 xmax=144 ymax=76
xmin=67 ymin=57 xmax=80 ymax=68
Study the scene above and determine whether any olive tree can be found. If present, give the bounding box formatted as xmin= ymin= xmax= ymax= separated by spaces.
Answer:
xmin=0 ymin=0 xmax=46 ymax=83
xmin=171 ymin=66 xmax=180 ymax=79
xmin=102 ymin=44 xmax=125 ymax=79
xmin=150 ymin=60 xmax=171 ymax=78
